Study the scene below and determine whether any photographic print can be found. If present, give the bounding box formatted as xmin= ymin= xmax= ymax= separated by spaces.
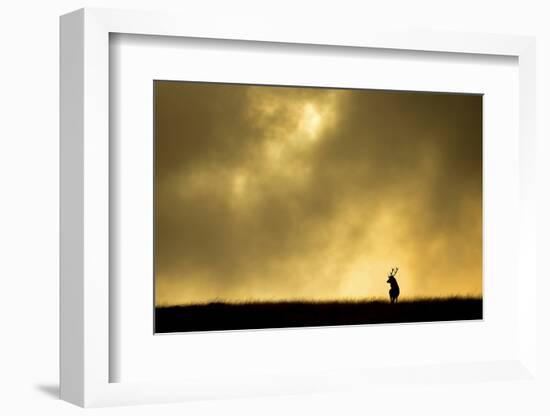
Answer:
xmin=154 ymin=81 xmax=482 ymax=333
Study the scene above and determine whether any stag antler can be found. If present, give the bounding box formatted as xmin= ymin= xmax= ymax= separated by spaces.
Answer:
xmin=390 ymin=267 xmax=399 ymax=276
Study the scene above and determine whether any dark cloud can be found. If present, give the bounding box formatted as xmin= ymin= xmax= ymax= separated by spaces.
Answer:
xmin=154 ymin=81 xmax=482 ymax=305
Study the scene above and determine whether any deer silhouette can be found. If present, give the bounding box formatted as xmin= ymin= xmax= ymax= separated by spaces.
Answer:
xmin=386 ymin=267 xmax=400 ymax=304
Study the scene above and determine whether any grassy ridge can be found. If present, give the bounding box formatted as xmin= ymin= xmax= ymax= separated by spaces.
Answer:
xmin=155 ymin=297 xmax=482 ymax=333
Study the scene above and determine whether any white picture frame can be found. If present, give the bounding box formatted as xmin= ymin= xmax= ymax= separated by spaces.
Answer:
xmin=60 ymin=7 xmax=538 ymax=408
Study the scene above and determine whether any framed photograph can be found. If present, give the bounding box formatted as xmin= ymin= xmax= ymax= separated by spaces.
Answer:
xmin=60 ymin=8 xmax=538 ymax=408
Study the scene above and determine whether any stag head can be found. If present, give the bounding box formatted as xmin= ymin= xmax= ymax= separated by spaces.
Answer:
xmin=387 ymin=267 xmax=399 ymax=283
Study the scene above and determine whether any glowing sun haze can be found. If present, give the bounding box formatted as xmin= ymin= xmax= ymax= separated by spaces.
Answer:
xmin=154 ymin=81 xmax=482 ymax=306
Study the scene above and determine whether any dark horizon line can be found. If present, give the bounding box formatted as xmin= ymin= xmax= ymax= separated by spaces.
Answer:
xmin=154 ymin=297 xmax=483 ymax=333
xmin=156 ymin=295 xmax=483 ymax=308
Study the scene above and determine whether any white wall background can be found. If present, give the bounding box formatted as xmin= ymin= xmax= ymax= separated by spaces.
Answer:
xmin=0 ymin=1 xmax=548 ymax=415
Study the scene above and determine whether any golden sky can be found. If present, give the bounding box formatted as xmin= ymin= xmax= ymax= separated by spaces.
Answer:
xmin=154 ymin=81 xmax=482 ymax=306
